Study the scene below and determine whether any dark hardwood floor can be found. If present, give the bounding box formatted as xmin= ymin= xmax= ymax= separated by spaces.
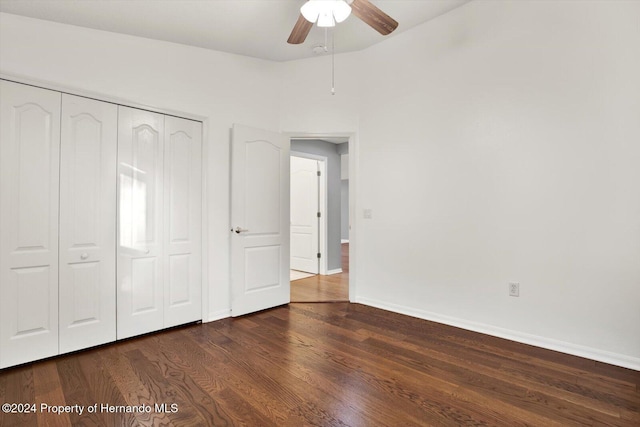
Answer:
xmin=1 ymin=302 xmax=638 ymax=426
xmin=291 ymin=243 xmax=349 ymax=302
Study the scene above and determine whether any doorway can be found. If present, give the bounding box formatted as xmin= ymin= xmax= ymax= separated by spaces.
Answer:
xmin=289 ymin=138 xmax=350 ymax=302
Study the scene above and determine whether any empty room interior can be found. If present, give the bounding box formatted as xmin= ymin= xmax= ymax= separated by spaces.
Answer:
xmin=0 ymin=0 xmax=639 ymax=425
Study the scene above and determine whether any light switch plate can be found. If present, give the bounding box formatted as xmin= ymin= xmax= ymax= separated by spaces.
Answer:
xmin=509 ymin=282 xmax=520 ymax=297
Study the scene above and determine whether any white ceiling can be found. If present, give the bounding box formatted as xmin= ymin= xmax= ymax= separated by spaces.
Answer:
xmin=0 ymin=0 xmax=471 ymax=62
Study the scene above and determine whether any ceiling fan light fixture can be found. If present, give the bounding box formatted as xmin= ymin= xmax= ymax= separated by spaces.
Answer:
xmin=331 ymin=1 xmax=352 ymax=23
xmin=316 ymin=11 xmax=335 ymax=28
xmin=301 ymin=0 xmax=352 ymax=27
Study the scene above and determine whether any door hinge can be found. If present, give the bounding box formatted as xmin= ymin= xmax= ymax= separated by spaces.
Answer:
xmin=317 ymin=170 xmax=321 ymax=176
xmin=317 ymin=253 xmax=321 ymax=258
xmin=317 ymin=212 xmax=321 ymax=218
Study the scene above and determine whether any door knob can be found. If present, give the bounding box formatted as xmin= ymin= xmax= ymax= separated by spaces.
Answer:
xmin=234 ymin=227 xmax=249 ymax=234
xmin=80 ymin=253 xmax=89 ymax=260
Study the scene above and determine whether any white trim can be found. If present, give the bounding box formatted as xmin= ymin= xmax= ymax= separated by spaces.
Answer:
xmin=347 ymin=133 xmax=357 ymax=303
xmin=341 ymin=239 xmax=349 ymax=244
xmin=290 ymin=151 xmax=328 ymax=275
xmin=1 ymin=73 xmax=211 ymax=325
xmin=355 ymin=297 xmax=640 ymax=371
xmin=200 ymin=119 xmax=210 ymax=323
xmin=318 ymin=160 xmax=328 ymax=275
xmin=326 ymin=268 xmax=343 ymax=275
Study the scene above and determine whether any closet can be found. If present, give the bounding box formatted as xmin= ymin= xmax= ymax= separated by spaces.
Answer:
xmin=0 ymin=80 xmax=202 ymax=369
xmin=117 ymin=107 xmax=202 ymax=339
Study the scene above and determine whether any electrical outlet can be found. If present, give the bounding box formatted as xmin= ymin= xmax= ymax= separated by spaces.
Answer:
xmin=363 ymin=208 xmax=373 ymax=219
xmin=509 ymin=282 xmax=520 ymax=297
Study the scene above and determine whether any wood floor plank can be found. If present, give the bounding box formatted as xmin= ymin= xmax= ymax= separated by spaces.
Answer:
xmin=123 ymin=348 xmax=213 ymax=426
xmin=100 ymin=345 xmax=177 ymax=426
xmin=355 ymin=325 xmax=630 ymax=421
xmin=76 ymin=349 xmax=137 ymax=426
xmin=269 ymin=308 xmax=535 ymax=426
xmin=346 ymin=304 xmax=640 ymax=406
xmin=217 ymin=317 xmax=402 ymax=426
xmin=136 ymin=334 xmax=244 ymax=426
xmin=294 ymin=305 xmax=637 ymax=424
xmin=176 ymin=326 xmax=301 ymax=425
xmin=182 ymin=322 xmax=301 ymax=421
xmin=258 ymin=310 xmax=509 ymax=426
xmin=185 ymin=328 xmax=302 ymax=425
xmin=1 ymin=302 xmax=638 ymax=426
xmin=1 ymin=365 xmax=37 ymax=427
xmin=0 ymin=363 xmax=6 ymax=427
xmin=210 ymin=326 xmax=357 ymax=426
xmin=55 ymin=356 xmax=106 ymax=426
xmin=355 ymin=316 xmax=635 ymax=415
xmin=32 ymin=360 xmax=71 ymax=427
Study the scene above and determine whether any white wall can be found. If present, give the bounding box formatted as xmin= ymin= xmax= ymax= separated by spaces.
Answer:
xmin=279 ymin=52 xmax=362 ymax=135
xmin=0 ymin=13 xmax=282 ymax=321
xmin=353 ymin=0 xmax=640 ymax=368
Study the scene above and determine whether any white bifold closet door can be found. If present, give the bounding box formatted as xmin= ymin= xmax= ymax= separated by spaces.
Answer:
xmin=117 ymin=107 xmax=201 ymax=339
xmin=0 ymin=81 xmax=61 ymax=368
xmin=163 ymin=116 xmax=202 ymax=328
xmin=58 ymin=94 xmax=117 ymax=354
xmin=117 ymin=107 xmax=165 ymax=339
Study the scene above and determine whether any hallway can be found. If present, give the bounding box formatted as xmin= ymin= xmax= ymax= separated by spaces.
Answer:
xmin=290 ymin=243 xmax=349 ymax=302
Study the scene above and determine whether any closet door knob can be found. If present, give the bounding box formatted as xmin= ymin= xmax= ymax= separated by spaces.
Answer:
xmin=80 ymin=253 xmax=89 ymax=260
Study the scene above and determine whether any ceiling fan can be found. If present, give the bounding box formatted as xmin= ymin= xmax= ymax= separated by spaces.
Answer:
xmin=287 ymin=0 xmax=399 ymax=45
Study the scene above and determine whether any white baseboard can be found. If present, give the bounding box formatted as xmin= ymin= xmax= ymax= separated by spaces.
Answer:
xmin=341 ymin=239 xmax=349 ymax=244
xmin=327 ymin=268 xmax=343 ymax=275
xmin=355 ymin=296 xmax=640 ymax=371
xmin=206 ymin=309 xmax=231 ymax=322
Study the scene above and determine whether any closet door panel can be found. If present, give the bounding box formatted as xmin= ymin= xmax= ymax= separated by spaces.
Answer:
xmin=0 ymin=80 xmax=61 ymax=368
xmin=117 ymin=106 xmax=164 ymax=339
xmin=163 ymin=117 xmax=202 ymax=327
xmin=59 ymin=94 xmax=117 ymax=354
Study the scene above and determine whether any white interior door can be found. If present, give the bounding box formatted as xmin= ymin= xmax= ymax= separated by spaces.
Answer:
xmin=117 ymin=106 xmax=164 ymax=339
xmin=163 ymin=116 xmax=202 ymax=327
xmin=290 ymin=156 xmax=319 ymax=274
xmin=0 ymin=80 xmax=61 ymax=368
xmin=231 ymin=124 xmax=290 ymax=317
xmin=59 ymin=94 xmax=117 ymax=353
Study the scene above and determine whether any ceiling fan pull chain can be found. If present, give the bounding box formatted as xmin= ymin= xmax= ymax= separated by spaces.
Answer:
xmin=324 ymin=26 xmax=328 ymax=51
xmin=331 ymin=27 xmax=336 ymax=95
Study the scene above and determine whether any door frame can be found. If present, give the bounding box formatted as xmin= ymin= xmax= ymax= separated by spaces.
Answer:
xmin=285 ymin=132 xmax=358 ymax=302
xmin=290 ymin=151 xmax=328 ymax=275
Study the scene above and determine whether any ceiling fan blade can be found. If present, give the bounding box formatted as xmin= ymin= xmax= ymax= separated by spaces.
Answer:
xmin=351 ymin=0 xmax=398 ymax=36
xmin=288 ymin=14 xmax=313 ymax=44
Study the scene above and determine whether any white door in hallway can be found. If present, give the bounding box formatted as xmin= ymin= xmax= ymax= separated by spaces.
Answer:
xmin=290 ymin=156 xmax=319 ymax=274
xmin=230 ymin=124 xmax=290 ymax=317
